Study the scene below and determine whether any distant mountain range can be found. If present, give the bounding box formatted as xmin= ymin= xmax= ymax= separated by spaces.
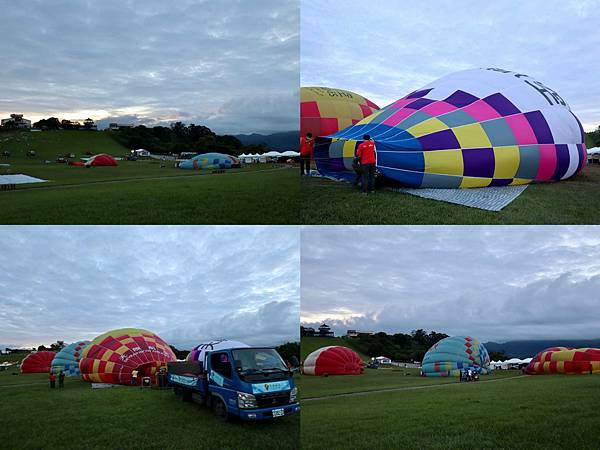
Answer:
xmin=235 ymin=131 xmax=298 ymax=151
xmin=484 ymin=339 xmax=600 ymax=358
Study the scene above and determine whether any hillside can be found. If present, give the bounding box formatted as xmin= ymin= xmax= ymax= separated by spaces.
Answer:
xmin=0 ymin=130 xmax=128 ymax=161
xmin=485 ymin=339 xmax=600 ymax=358
xmin=235 ymin=131 xmax=299 ymax=151
xmin=301 ymin=336 xmax=370 ymax=361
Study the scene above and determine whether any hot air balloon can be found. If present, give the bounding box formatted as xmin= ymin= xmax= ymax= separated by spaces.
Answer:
xmin=85 ymin=154 xmax=118 ymax=167
xmin=421 ymin=336 xmax=490 ymax=377
xmin=525 ymin=347 xmax=600 ymax=375
xmin=302 ymin=346 xmax=363 ymax=376
xmin=186 ymin=340 xmax=249 ymax=363
xmin=178 ymin=153 xmax=240 ymax=170
xmin=50 ymin=341 xmax=90 ymax=376
xmin=301 ymin=87 xmax=380 ymax=138
xmin=20 ymin=351 xmax=56 ymax=373
xmin=79 ymin=328 xmax=176 ymax=385
xmin=315 ymin=68 xmax=586 ymax=188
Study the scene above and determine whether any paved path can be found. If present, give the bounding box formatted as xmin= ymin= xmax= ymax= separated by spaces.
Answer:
xmin=0 ymin=382 xmax=47 ymax=388
xmin=302 ymin=375 xmax=529 ymax=403
xmin=4 ymin=166 xmax=291 ymax=193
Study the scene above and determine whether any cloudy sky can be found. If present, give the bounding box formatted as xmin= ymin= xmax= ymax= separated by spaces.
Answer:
xmin=301 ymin=226 xmax=600 ymax=342
xmin=0 ymin=0 xmax=298 ymax=134
xmin=302 ymin=0 xmax=600 ymax=131
xmin=0 ymin=226 xmax=299 ymax=349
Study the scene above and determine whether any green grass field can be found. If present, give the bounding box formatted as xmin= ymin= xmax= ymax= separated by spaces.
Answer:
xmin=0 ymin=131 xmax=299 ymax=224
xmin=298 ymin=369 xmax=600 ymax=449
xmin=300 ymin=165 xmax=600 ymax=224
xmin=0 ymin=371 xmax=299 ymax=450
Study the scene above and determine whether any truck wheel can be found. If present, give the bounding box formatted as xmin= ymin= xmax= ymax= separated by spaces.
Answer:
xmin=182 ymin=389 xmax=192 ymax=402
xmin=173 ymin=385 xmax=181 ymax=396
xmin=212 ymin=397 xmax=229 ymax=422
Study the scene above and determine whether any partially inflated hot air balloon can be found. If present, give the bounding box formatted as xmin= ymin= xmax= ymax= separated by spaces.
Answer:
xmin=301 ymin=87 xmax=380 ymax=138
xmin=315 ymin=68 xmax=586 ymax=188
xmin=422 ymin=336 xmax=490 ymax=377
xmin=525 ymin=347 xmax=600 ymax=375
xmin=51 ymin=341 xmax=90 ymax=376
xmin=302 ymin=346 xmax=363 ymax=376
xmin=178 ymin=153 xmax=240 ymax=170
xmin=85 ymin=154 xmax=118 ymax=167
xmin=21 ymin=351 xmax=56 ymax=373
xmin=186 ymin=340 xmax=249 ymax=363
xmin=79 ymin=328 xmax=175 ymax=385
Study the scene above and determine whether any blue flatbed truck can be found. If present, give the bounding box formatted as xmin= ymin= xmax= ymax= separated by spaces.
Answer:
xmin=167 ymin=346 xmax=300 ymax=421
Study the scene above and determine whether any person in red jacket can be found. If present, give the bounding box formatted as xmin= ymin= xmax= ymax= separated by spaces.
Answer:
xmin=300 ymin=133 xmax=314 ymax=176
xmin=48 ymin=372 xmax=56 ymax=389
xmin=356 ymin=134 xmax=376 ymax=193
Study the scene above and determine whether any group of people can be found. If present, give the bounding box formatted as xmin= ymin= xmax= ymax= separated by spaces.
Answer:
xmin=300 ymin=133 xmax=377 ymax=194
xmin=48 ymin=370 xmax=65 ymax=389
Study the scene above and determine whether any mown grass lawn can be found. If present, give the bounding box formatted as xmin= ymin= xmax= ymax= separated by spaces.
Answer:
xmin=299 ymin=370 xmax=600 ymax=449
xmin=300 ymin=165 xmax=600 ymax=224
xmin=0 ymin=131 xmax=300 ymax=224
xmin=0 ymin=371 xmax=299 ymax=450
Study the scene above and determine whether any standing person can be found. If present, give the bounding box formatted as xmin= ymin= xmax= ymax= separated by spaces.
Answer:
xmin=58 ymin=370 xmax=65 ymax=389
xmin=300 ymin=133 xmax=314 ymax=176
xmin=131 ymin=369 xmax=139 ymax=386
xmin=356 ymin=135 xmax=376 ymax=193
xmin=352 ymin=156 xmax=362 ymax=188
xmin=48 ymin=372 xmax=56 ymax=389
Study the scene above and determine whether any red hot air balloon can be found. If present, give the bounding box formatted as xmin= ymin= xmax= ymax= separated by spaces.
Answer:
xmin=302 ymin=346 xmax=363 ymax=376
xmin=21 ymin=351 xmax=56 ymax=373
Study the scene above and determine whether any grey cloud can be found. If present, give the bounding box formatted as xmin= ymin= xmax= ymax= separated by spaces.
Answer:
xmin=0 ymin=226 xmax=300 ymax=349
xmin=0 ymin=0 xmax=299 ymax=134
xmin=301 ymin=226 xmax=600 ymax=342
xmin=301 ymin=0 xmax=600 ymax=129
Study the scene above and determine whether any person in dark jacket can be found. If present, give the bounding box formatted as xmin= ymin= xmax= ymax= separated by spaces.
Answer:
xmin=58 ymin=370 xmax=65 ymax=388
xmin=48 ymin=372 xmax=56 ymax=389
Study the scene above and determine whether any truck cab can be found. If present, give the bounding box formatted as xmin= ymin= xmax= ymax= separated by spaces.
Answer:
xmin=168 ymin=346 xmax=299 ymax=421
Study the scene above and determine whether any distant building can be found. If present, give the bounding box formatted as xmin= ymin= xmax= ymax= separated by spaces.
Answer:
xmin=346 ymin=330 xmax=375 ymax=338
xmin=1 ymin=114 xmax=31 ymax=129
xmin=300 ymin=326 xmax=315 ymax=337
xmin=318 ymin=324 xmax=334 ymax=338
xmin=109 ymin=123 xmax=133 ymax=131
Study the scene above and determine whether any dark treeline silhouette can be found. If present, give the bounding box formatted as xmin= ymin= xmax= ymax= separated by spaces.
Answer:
xmin=112 ymin=122 xmax=245 ymax=156
xmin=348 ymin=329 xmax=449 ymax=362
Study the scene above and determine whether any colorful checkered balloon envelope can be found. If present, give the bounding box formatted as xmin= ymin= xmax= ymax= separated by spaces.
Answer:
xmin=301 ymin=87 xmax=380 ymax=138
xmin=421 ymin=336 xmax=491 ymax=377
xmin=51 ymin=341 xmax=90 ymax=376
xmin=79 ymin=328 xmax=176 ymax=385
xmin=315 ymin=68 xmax=587 ymax=188
xmin=525 ymin=347 xmax=600 ymax=375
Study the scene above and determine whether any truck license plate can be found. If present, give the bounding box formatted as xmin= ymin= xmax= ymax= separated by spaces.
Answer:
xmin=272 ymin=408 xmax=284 ymax=417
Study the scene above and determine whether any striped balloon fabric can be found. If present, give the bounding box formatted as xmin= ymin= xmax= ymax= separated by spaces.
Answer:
xmin=315 ymin=68 xmax=586 ymax=188
xmin=421 ymin=336 xmax=490 ymax=377
xmin=301 ymin=87 xmax=380 ymax=138
xmin=51 ymin=341 xmax=90 ymax=376
xmin=79 ymin=328 xmax=176 ymax=385
xmin=525 ymin=347 xmax=600 ymax=374
xmin=302 ymin=346 xmax=363 ymax=376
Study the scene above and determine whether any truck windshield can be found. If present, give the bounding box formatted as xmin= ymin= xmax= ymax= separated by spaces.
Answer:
xmin=232 ymin=348 xmax=288 ymax=373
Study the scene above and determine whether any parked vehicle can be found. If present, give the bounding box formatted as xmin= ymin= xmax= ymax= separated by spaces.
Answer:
xmin=167 ymin=346 xmax=300 ymax=421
